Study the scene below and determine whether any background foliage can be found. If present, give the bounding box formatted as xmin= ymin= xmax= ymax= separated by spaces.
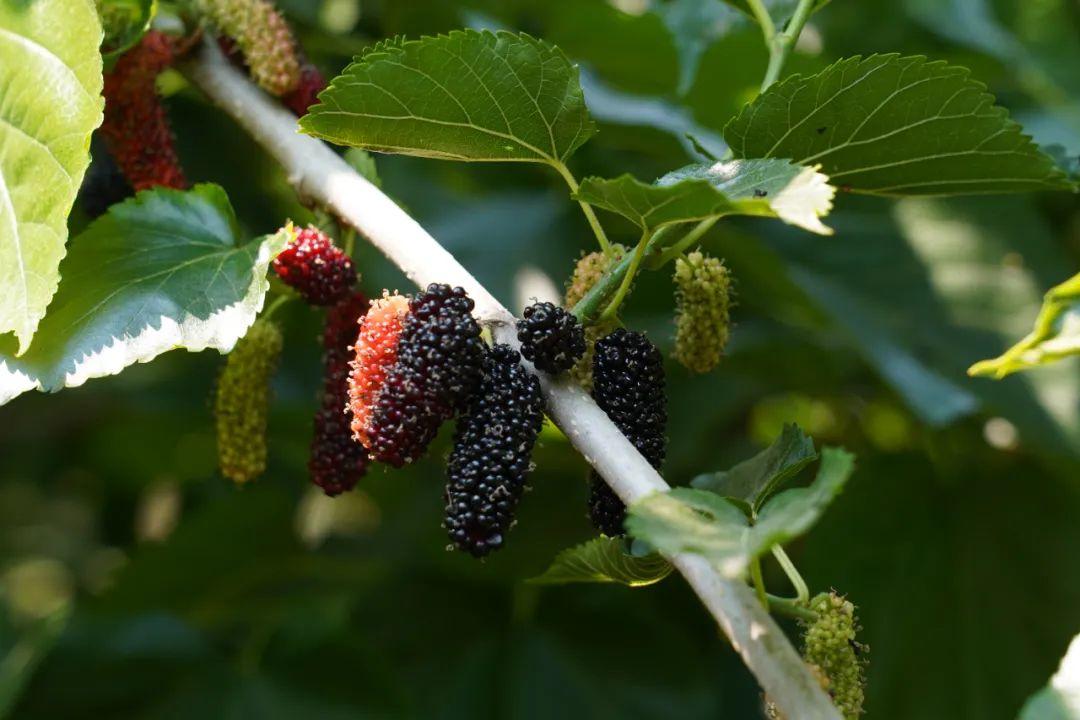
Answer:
xmin=2 ymin=0 xmax=1080 ymax=718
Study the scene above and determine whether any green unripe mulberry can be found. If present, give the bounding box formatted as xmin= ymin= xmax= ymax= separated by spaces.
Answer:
xmin=801 ymin=592 xmax=867 ymax=719
xmin=197 ymin=0 xmax=301 ymax=96
xmin=564 ymin=245 xmax=625 ymax=389
xmin=215 ymin=319 xmax=283 ymax=484
xmin=673 ymin=251 xmax=732 ymax=374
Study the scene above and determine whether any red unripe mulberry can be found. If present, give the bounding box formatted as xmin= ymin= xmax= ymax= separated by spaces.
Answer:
xmin=310 ymin=291 xmax=370 ymax=496
xmin=349 ymin=293 xmax=409 ymax=454
xmin=272 ymin=226 xmax=357 ymax=306
xmin=284 ymin=62 xmax=327 ymax=117
xmin=101 ymin=31 xmax=187 ymax=192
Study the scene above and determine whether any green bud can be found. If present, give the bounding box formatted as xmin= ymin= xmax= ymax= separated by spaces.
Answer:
xmin=563 ymin=245 xmax=626 ymax=390
xmin=673 ymin=251 xmax=732 ymax=374
xmin=215 ymin=319 xmax=283 ymax=484
xmin=197 ymin=0 xmax=301 ymax=96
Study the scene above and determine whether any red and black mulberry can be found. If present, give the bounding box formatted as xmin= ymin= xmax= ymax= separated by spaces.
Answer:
xmin=516 ymin=301 xmax=586 ymax=374
xmin=588 ymin=329 xmax=667 ymax=535
xmin=310 ymin=291 xmax=370 ymax=496
xmin=444 ymin=344 xmax=544 ymax=557
xmin=348 ymin=284 xmax=484 ymax=466
xmin=272 ymin=226 xmax=356 ymax=306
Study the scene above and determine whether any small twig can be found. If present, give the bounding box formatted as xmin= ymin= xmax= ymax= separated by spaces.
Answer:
xmin=261 ymin=294 xmax=290 ymax=321
xmin=180 ymin=39 xmax=842 ymax=720
xmin=647 ymin=217 xmax=720 ymax=269
xmin=767 ymin=593 xmax=818 ymax=623
xmin=772 ymin=546 xmax=810 ymax=604
xmin=599 ymin=231 xmax=650 ymax=321
xmin=759 ymin=0 xmax=818 ymax=90
xmin=553 ymin=162 xmax=612 ymax=254
xmin=751 ymin=557 xmax=769 ymax=608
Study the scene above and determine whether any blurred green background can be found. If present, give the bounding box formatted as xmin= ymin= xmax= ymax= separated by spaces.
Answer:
xmin=3 ymin=0 xmax=1080 ymax=717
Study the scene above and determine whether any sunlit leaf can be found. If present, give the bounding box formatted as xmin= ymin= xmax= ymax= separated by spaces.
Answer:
xmin=300 ymin=30 xmax=595 ymax=165
xmin=724 ymin=54 xmax=1074 ymax=195
xmin=659 ymin=158 xmax=834 ymax=234
xmin=969 ymin=271 xmax=1080 ymax=379
xmin=0 ymin=185 xmax=287 ymax=405
xmin=0 ymin=0 xmax=104 ymax=354
xmin=574 ymin=174 xmax=742 ymax=234
xmin=528 ymin=536 xmax=673 ymax=587
xmin=577 ymin=159 xmax=833 ymax=235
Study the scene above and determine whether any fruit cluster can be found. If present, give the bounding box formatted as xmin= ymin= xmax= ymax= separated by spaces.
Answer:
xmin=310 ymin=291 xmax=370 ymax=496
xmin=215 ymin=319 xmax=282 ymax=483
xmin=673 ymin=251 xmax=732 ymax=374
xmin=801 ymin=592 xmax=867 ymax=719
xmin=517 ymin=301 xmax=586 ymax=374
xmin=563 ymin=246 xmax=626 ymax=389
xmin=588 ymin=329 xmax=668 ymax=536
xmin=272 ymin=226 xmax=357 ymax=306
xmin=348 ymin=284 xmax=484 ymax=467
xmin=197 ymin=0 xmax=301 ymax=96
xmin=444 ymin=344 xmax=544 ymax=557
xmin=101 ymin=30 xmax=187 ymax=193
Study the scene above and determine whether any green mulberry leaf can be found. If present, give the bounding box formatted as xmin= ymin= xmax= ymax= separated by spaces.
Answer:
xmin=0 ymin=0 xmax=105 ymax=354
xmin=724 ymin=54 xmax=1074 ymax=195
xmin=300 ymin=30 xmax=595 ymax=166
xmin=529 ymin=537 xmax=673 ymax=587
xmin=627 ymin=448 xmax=855 ymax=578
xmin=0 ymin=185 xmax=288 ymax=405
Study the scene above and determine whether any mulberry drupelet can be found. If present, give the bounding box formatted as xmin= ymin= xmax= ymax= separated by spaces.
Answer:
xmin=444 ymin=344 xmax=544 ymax=557
xmin=516 ymin=301 xmax=586 ymax=374
xmin=272 ymin=226 xmax=356 ymax=306
xmin=587 ymin=329 xmax=668 ymax=535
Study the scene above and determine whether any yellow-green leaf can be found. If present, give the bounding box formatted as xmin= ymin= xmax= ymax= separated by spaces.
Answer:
xmin=969 ymin=271 xmax=1080 ymax=379
xmin=0 ymin=0 xmax=105 ymax=354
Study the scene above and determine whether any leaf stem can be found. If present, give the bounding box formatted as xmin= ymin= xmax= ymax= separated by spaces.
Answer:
xmin=760 ymin=0 xmax=818 ymax=91
xmin=745 ymin=0 xmax=776 ymax=47
xmin=647 ymin=217 xmax=720 ymax=269
xmin=262 ymin=294 xmax=290 ymax=320
xmin=771 ymin=546 xmax=810 ymax=604
xmin=751 ymin=557 xmax=769 ymax=608
xmin=343 ymin=227 xmax=356 ymax=258
xmin=554 ymin=162 xmax=612 ymax=254
xmin=599 ymin=231 xmax=650 ymax=321
xmin=767 ymin=593 xmax=818 ymax=623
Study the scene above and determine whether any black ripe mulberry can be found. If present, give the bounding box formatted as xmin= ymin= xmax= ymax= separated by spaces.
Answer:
xmin=516 ymin=301 xmax=586 ymax=374
xmin=273 ymin=226 xmax=357 ymax=306
xmin=310 ymin=291 xmax=370 ymax=496
xmin=588 ymin=329 xmax=667 ymax=535
xmin=349 ymin=284 xmax=484 ymax=467
xmin=444 ymin=344 xmax=544 ymax=557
